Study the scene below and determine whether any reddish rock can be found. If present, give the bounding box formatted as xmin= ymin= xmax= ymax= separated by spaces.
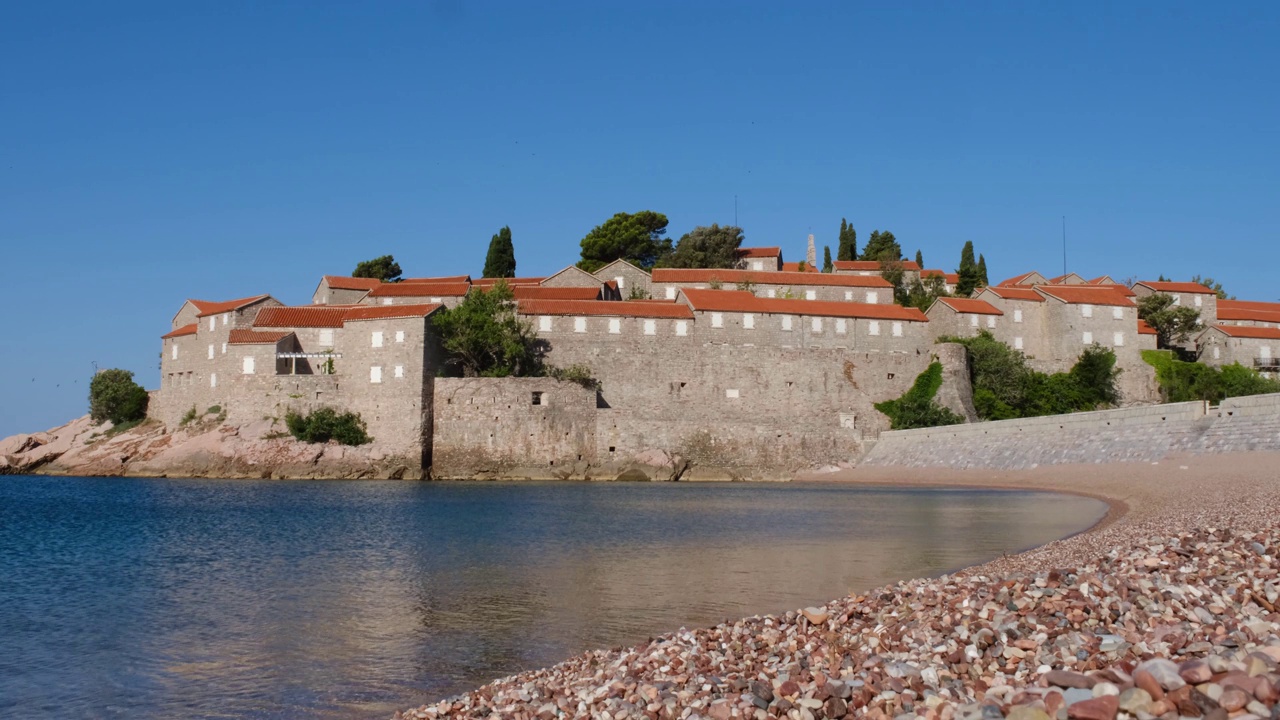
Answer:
xmin=1179 ymin=660 xmax=1212 ymax=684
xmin=777 ymin=680 xmax=800 ymax=699
xmin=1133 ymin=670 xmax=1164 ymax=700
xmin=1217 ymin=687 xmax=1248 ymax=712
xmin=1067 ymin=695 xmax=1118 ymax=720
xmin=1046 ymin=670 xmax=1097 ymax=690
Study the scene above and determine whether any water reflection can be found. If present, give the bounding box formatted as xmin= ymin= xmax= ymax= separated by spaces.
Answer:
xmin=0 ymin=477 xmax=1106 ymax=719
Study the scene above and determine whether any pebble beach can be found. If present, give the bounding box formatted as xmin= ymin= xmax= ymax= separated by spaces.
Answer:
xmin=394 ymin=452 xmax=1280 ymax=720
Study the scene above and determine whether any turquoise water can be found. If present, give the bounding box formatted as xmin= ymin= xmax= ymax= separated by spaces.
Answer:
xmin=0 ymin=476 xmax=1106 ymax=718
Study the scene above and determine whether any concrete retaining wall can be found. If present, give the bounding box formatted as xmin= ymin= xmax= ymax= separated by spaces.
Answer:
xmin=861 ymin=393 xmax=1280 ymax=470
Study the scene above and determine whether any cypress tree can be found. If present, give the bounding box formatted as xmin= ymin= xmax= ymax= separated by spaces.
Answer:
xmin=837 ymin=219 xmax=857 ymax=261
xmin=956 ymin=241 xmax=981 ymax=296
xmin=977 ymin=253 xmax=989 ymax=287
xmin=482 ymin=226 xmax=517 ymax=278
xmin=915 ymin=250 xmax=924 ymax=268
xmin=822 ymin=246 xmax=833 ymax=273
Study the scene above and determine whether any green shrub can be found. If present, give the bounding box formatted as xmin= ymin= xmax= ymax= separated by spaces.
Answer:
xmin=545 ymin=363 xmax=600 ymax=390
xmin=285 ymin=407 xmax=371 ymax=445
xmin=180 ymin=406 xmax=199 ymax=426
xmin=89 ymin=369 xmax=150 ymax=425
xmin=874 ymin=362 xmax=965 ymax=430
xmin=206 ymin=405 xmax=221 ymax=415
xmin=1142 ymin=350 xmax=1280 ymax=403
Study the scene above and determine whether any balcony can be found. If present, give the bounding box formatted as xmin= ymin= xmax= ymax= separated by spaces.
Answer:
xmin=276 ymin=351 xmax=342 ymax=376
xmin=1255 ymin=358 xmax=1280 ymax=373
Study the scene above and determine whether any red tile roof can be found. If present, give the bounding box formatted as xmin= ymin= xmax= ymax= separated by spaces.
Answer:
xmin=980 ymin=286 xmax=1045 ymax=302
xmin=1209 ymin=325 xmax=1280 ymax=340
xmin=510 ymin=286 xmax=602 ymax=301
xmin=255 ymin=306 xmax=350 ymax=328
xmin=997 ymin=272 xmax=1043 ymax=287
xmin=1086 ymin=276 xmax=1116 ymax=285
xmin=367 ymin=281 xmax=470 ymax=297
xmin=190 ymin=295 xmax=273 ymax=317
xmin=1137 ymin=319 xmax=1157 ymax=335
xmin=681 ymin=289 xmax=928 ymax=322
xmin=517 ymin=300 xmax=694 ymax=319
xmin=1216 ymin=306 xmax=1280 ymax=324
xmin=162 ymin=323 xmax=198 ymax=339
xmin=833 ymin=260 xmax=922 ymax=272
xmin=936 ymin=298 xmax=1003 ymax=315
xmin=1046 ymin=273 xmax=1084 ymax=284
xmin=736 ymin=246 xmax=782 ymax=259
xmin=780 ymin=262 xmax=821 ymax=273
xmin=1219 ymin=299 xmax=1280 ymax=313
xmin=401 ymin=275 xmax=472 ymax=284
xmin=322 ymin=276 xmax=381 ymax=291
xmin=1036 ymin=286 xmax=1136 ymax=307
xmin=1090 ymin=284 xmax=1137 ymax=297
xmin=343 ymin=304 xmax=443 ymax=322
xmin=1135 ymin=281 xmax=1218 ymax=295
xmin=228 ymin=329 xmax=293 ymax=345
xmin=651 ymin=268 xmax=891 ymax=288
xmin=472 ymin=277 xmax=545 ymax=289
xmin=921 ymin=269 xmax=960 ymax=283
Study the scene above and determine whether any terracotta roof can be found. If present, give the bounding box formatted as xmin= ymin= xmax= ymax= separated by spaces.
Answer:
xmin=833 ymin=260 xmax=922 ymax=272
xmin=681 ymin=289 xmax=928 ymax=322
xmin=1086 ymin=276 xmax=1116 ymax=285
xmin=401 ymin=275 xmax=472 ymax=284
xmin=322 ymin=276 xmax=381 ymax=291
xmin=1208 ymin=325 xmax=1280 ymax=340
xmin=1046 ymin=273 xmax=1084 ymax=285
xmin=1219 ymin=299 xmax=1280 ymax=313
xmin=343 ymin=304 xmax=443 ymax=322
xmin=228 ymin=329 xmax=293 ymax=345
xmin=1035 ymin=286 xmax=1136 ymax=307
xmin=1138 ymin=319 xmax=1157 ymax=335
xmin=1216 ymin=307 xmax=1280 ymax=324
xmin=736 ymin=246 xmax=782 ymax=259
xmin=473 ymin=277 xmax=545 ymax=289
xmin=997 ymin=272 xmax=1042 ymax=287
xmin=780 ymin=262 xmax=821 ymax=273
xmin=1135 ymin=281 xmax=1218 ymax=295
xmin=517 ymin=300 xmax=694 ymax=319
xmin=162 ymin=323 xmax=198 ymax=339
xmin=936 ymin=298 xmax=1003 ymax=316
xmin=651 ymin=268 xmax=891 ymax=288
xmin=980 ymin=286 xmax=1045 ymax=302
xmin=190 ymin=295 xmax=273 ymax=317
xmin=255 ymin=306 xmax=350 ymax=329
xmin=921 ymin=269 xmax=960 ymax=283
xmin=1090 ymin=284 xmax=1137 ymax=297
xmin=510 ymin=286 xmax=602 ymax=301
xmin=367 ymin=281 xmax=470 ymax=297
xmin=604 ymin=280 xmax=618 ymax=291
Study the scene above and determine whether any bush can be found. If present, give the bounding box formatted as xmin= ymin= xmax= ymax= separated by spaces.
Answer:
xmin=545 ymin=363 xmax=600 ymax=390
xmin=1142 ymin=350 xmax=1280 ymax=403
xmin=89 ymin=369 xmax=150 ymax=425
xmin=874 ymin=362 xmax=965 ymax=430
xmin=285 ymin=408 xmax=371 ymax=445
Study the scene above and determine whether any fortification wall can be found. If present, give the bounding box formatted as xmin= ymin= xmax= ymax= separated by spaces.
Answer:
xmin=860 ymin=393 xmax=1280 ymax=470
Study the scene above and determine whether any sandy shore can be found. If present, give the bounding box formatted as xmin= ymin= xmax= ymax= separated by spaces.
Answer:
xmin=395 ymin=452 xmax=1280 ymax=720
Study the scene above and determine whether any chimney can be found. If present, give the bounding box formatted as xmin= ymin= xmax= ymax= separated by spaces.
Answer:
xmin=806 ymin=234 xmax=816 ymax=268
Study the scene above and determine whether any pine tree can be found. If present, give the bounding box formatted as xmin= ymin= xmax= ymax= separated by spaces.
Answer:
xmin=837 ymin=219 xmax=857 ymax=261
xmin=482 ymin=226 xmax=517 ymax=278
xmin=822 ymin=246 xmax=833 ymax=273
xmin=956 ymin=241 xmax=981 ymax=296
xmin=915 ymin=250 xmax=924 ymax=268
xmin=977 ymin=254 xmax=989 ymax=287
xmin=861 ymin=230 xmax=901 ymax=262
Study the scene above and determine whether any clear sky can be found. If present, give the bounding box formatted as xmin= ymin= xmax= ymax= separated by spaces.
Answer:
xmin=2 ymin=1 xmax=1278 ymax=438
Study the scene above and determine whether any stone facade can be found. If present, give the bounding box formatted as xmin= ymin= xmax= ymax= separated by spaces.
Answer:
xmin=833 ymin=260 xmax=922 ymax=287
xmin=541 ymin=265 xmax=605 ymax=288
xmin=1132 ymin=282 xmax=1219 ymax=325
xmin=651 ymin=269 xmax=893 ymax=304
xmin=1197 ymin=326 xmax=1280 ymax=375
xmin=592 ymin=260 xmax=653 ymax=300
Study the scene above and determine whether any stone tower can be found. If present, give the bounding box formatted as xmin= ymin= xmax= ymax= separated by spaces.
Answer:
xmin=806 ymin=234 xmax=816 ymax=268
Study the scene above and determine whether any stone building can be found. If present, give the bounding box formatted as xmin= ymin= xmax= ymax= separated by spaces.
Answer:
xmin=362 ymin=281 xmax=470 ymax=308
xmin=1196 ymin=325 xmax=1280 ymax=375
xmin=650 ymin=268 xmax=893 ymax=303
xmin=833 ymin=260 xmax=922 ymax=286
xmin=997 ymin=271 xmax=1049 ymax=287
xmin=1213 ymin=300 xmax=1280 ymax=329
xmin=924 ymin=297 xmax=1003 ymax=340
xmin=735 ymin=247 xmax=783 ymax=272
xmin=1132 ymin=281 xmax=1219 ymax=325
xmin=541 ymin=266 xmax=604 ymax=288
xmin=591 ymin=259 xmax=652 ymax=299
xmin=312 ymin=276 xmax=380 ymax=305
xmin=921 ymin=269 xmax=959 ymax=294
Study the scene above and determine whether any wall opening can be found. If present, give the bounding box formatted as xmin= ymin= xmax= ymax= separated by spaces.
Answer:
xmin=531 ymin=391 xmax=544 ymax=405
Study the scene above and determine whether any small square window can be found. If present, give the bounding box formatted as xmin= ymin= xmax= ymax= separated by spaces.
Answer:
xmin=531 ymin=391 xmax=543 ymax=405
xmin=372 ymin=331 xmax=383 ymax=348
xmin=869 ymin=321 xmax=880 ymax=336
xmin=743 ymin=314 xmax=755 ymax=330
xmin=1083 ymin=331 xmax=1094 ymax=345
xmin=675 ymin=320 xmax=688 ymax=336
xmin=811 ymin=317 xmax=822 ymax=332
xmin=539 ymin=316 xmax=552 ymax=332
xmin=766 ymin=289 xmax=777 ymax=298
xmin=1081 ymin=304 xmax=1093 ymax=318
xmin=608 ymin=318 xmax=621 ymax=334
xmin=1014 ymin=336 xmax=1024 ymax=350
xmin=781 ymin=316 xmax=793 ymax=331
xmin=804 ymin=290 xmax=816 ymax=301
xmin=711 ymin=312 xmax=724 ymax=328
xmin=643 ymin=319 xmax=656 ymax=335
xmin=986 ymin=315 xmax=996 ymax=328
xmin=1113 ymin=332 xmax=1125 ymax=347
xmin=836 ymin=318 xmax=847 ymax=334
xmin=892 ymin=322 xmax=903 ymax=337
xmin=1014 ymin=309 xmax=1023 ymax=323
xmin=866 ymin=291 xmax=879 ymax=304
xmin=844 ymin=291 xmax=853 ymax=301
xmin=394 ymin=365 xmax=404 ymax=378
xmin=382 ymin=298 xmax=393 ymax=305
xmin=574 ymin=317 xmax=587 ymax=333
xmin=725 ymin=388 xmax=740 ymax=398
xmin=1112 ymin=307 xmax=1124 ymax=320
xmin=395 ymin=330 xmax=405 ymax=343
xmin=665 ymin=286 xmax=676 ymax=300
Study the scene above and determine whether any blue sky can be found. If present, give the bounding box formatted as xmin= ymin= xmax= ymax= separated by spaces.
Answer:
xmin=2 ymin=1 xmax=1278 ymax=437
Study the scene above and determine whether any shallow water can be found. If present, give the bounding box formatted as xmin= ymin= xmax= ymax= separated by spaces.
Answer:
xmin=0 ymin=476 xmax=1106 ymax=718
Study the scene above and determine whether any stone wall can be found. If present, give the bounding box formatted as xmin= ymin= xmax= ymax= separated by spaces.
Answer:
xmin=860 ymin=393 xmax=1280 ymax=470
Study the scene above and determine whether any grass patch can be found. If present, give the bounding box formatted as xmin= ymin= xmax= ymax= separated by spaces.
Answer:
xmin=1142 ymin=350 xmax=1280 ymax=403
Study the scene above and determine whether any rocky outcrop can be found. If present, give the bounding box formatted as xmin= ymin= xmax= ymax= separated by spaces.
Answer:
xmin=0 ymin=412 xmax=422 ymax=480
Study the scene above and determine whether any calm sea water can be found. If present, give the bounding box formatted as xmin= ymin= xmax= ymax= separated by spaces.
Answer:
xmin=0 ymin=476 xmax=1106 ymax=719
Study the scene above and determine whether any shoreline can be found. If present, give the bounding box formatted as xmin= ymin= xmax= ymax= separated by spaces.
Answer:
xmin=396 ymin=450 xmax=1280 ymax=719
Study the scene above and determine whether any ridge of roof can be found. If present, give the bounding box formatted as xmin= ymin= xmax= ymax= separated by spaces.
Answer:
xmin=254 ymin=306 xmax=351 ymax=329
xmin=516 ymin=299 xmax=694 ymax=319
xmin=1207 ymin=324 xmax=1280 ymax=340
xmin=833 ymin=260 xmax=922 ymax=271
xmin=161 ymin=323 xmax=198 ymax=339
xmin=1134 ymin=281 xmax=1218 ymax=295
xmin=367 ymin=281 xmax=470 ymax=297
xmin=228 ymin=329 xmax=293 ymax=345
xmin=342 ymin=304 xmax=443 ymax=322
xmin=980 ymin=286 xmax=1046 ymax=302
xmin=322 ymin=276 xmax=382 ymax=291
xmin=736 ymin=246 xmax=782 ymax=258
xmin=1035 ymin=285 xmax=1136 ymax=307
xmin=680 ymin=288 xmax=928 ymax=322
xmin=190 ymin=294 xmax=273 ymax=317
xmin=651 ymin=268 xmax=891 ymax=288
xmin=936 ymin=297 xmax=1003 ymax=315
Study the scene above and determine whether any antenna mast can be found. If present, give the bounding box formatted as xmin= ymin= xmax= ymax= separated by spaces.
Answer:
xmin=1062 ymin=216 xmax=1067 ymax=275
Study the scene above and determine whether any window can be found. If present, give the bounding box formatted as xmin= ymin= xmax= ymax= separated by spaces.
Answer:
xmin=1112 ymin=307 xmax=1124 ymax=320
xmin=242 ymin=356 xmax=255 ymax=374
xmin=1194 ymin=295 xmax=1203 ymax=308
xmin=1213 ymin=346 xmax=1220 ymax=359
xmin=531 ymin=391 xmax=544 ymax=405
xmin=710 ymin=312 xmax=724 ymax=328
xmin=665 ymin=287 xmax=676 ymax=300
xmin=394 ymin=365 xmax=404 ymax=378
xmin=1014 ymin=336 xmax=1024 ymax=350
xmin=811 ymin=317 xmax=822 ymax=332
xmin=725 ymin=389 xmax=740 ymax=398
xmin=1081 ymin=304 xmax=1093 ymax=318
xmin=372 ymin=331 xmax=383 ymax=348
xmin=675 ymin=320 xmax=688 ymax=336
xmin=844 ymin=291 xmax=853 ymax=301
xmin=430 ymin=297 xmax=442 ymax=304
xmin=1113 ymin=332 xmax=1125 ymax=347
xmin=395 ymin=330 xmax=405 ymax=343
xmin=383 ymin=298 xmax=393 ymax=305
xmin=866 ymin=291 xmax=879 ymax=304
xmin=1014 ymin=309 xmax=1023 ymax=323
xmin=574 ymin=317 xmax=587 ymax=333
xmin=370 ymin=366 xmax=382 ymax=383
xmin=221 ymin=314 xmax=228 ymax=326
xmin=171 ymin=344 xmax=178 ymax=360
xmin=643 ymin=319 xmax=656 ymax=335
xmin=209 ymin=317 xmax=216 ymax=331
xmin=539 ymin=316 xmax=552 ymax=332
xmin=836 ymin=318 xmax=847 ymax=334
xmin=869 ymin=321 xmax=881 ymax=336
xmin=1262 ymin=346 xmax=1273 ymax=360
xmin=751 ymin=260 xmax=762 ymax=271
xmin=804 ymin=290 xmax=816 ymax=300
xmin=221 ymin=343 xmax=227 ymax=354
xmin=208 ymin=344 xmax=215 ymax=359
xmin=969 ymin=315 xmax=979 ymax=327
xmin=319 ymin=329 xmax=334 ymax=347
xmin=608 ymin=318 xmax=621 ymax=334
xmin=986 ymin=315 xmax=996 ymax=328
xmin=892 ymin=322 xmax=903 ymax=337
xmin=766 ymin=289 xmax=777 ymax=298
xmin=743 ymin=314 xmax=755 ymax=330
xmin=1083 ymin=331 xmax=1093 ymax=345
xmin=210 ymin=373 xmax=217 ymax=388
xmin=615 ymin=276 xmax=625 ymax=289
xmin=1172 ymin=295 xmax=1181 ymax=306
xmin=781 ymin=316 xmax=793 ymax=331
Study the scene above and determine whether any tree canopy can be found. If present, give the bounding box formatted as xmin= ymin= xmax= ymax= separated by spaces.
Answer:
xmin=956 ymin=241 xmax=982 ymax=296
xmin=657 ymin=224 xmax=744 ymax=269
xmin=1191 ymin=275 xmax=1232 ymax=300
xmin=432 ymin=282 xmax=545 ymax=377
xmin=577 ymin=211 xmax=671 ymax=272
xmin=874 ymin=362 xmax=965 ymax=430
xmin=822 ymin=246 xmax=833 ymax=273
xmin=837 ymin=219 xmax=857 ymax=261
xmin=1137 ymin=293 xmax=1203 ymax=348
xmin=977 ymin=254 xmax=989 ymax=287
xmin=482 ymin=226 xmax=517 ymax=278
xmin=352 ymin=255 xmax=402 ymax=282
xmin=89 ymin=369 xmax=149 ymax=425
xmin=915 ymin=250 xmax=924 ymax=268
xmin=860 ymin=230 xmax=901 ymax=262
